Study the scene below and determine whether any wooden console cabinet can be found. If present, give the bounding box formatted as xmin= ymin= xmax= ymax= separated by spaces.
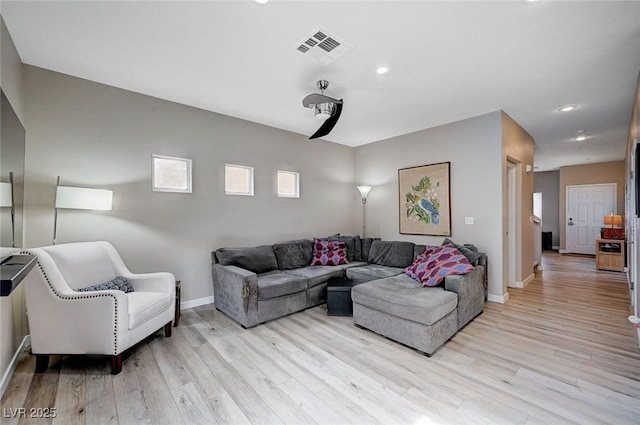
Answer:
xmin=595 ymin=238 xmax=625 ymax=272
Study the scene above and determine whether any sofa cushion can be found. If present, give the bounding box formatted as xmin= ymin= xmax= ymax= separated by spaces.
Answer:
xmin=127 ymin=291 xmax=172 ymax=329
xmin=441 ymin=238 xmax=483 ymax=266
xmin=368 ymin=240 xmax=415 ymax=268
xmin=346 ymin=264 xmax=405 ymax=284
xmin=311 ymin=238 xmax=349 ymax=266
xmin=76 ymin=276 xmax=134 ymax=293
xmin=285 ymin=266 xmax=345 ymax=288
xmin=257 ymin=271 xmax=307 ymax=301
xmin=406 ymin=245 xmax=475 ymax=287
xmin=216 ymin=245 xmax=278 ymax=274
xmin=351 ymin=274 xmax=458 ymax=326
xmin=273 ymin=239 xmax=313 ymax=270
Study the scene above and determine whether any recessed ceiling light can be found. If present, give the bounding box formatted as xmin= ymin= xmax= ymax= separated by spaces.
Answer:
xmin=255 ymin=0 xmax=268 ymax=4
xmin=574 ymin=135 xmax=587 ymax=141
xmin=376 ymin=66 xmax=389 ymax=74
xmin=575 ymin=129 xmax=586 ymax=134
xmin=558 ymin=105 xmax=577 ymax=112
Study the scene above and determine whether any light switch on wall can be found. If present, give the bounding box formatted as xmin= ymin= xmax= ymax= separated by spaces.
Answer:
xmin=465 ymin=217 xmax=474 ymax=225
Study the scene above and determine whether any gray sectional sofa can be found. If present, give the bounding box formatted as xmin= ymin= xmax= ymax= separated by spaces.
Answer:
xmin=211 ymin=236 xmax=486 ymax=355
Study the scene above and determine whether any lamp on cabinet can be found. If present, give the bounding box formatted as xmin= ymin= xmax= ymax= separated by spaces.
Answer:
xmin=602 ymin=212 xmax=623 ymax=240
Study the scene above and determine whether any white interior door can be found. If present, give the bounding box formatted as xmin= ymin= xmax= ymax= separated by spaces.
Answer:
xmin=566 ymin=184 xmax=616 ymax=255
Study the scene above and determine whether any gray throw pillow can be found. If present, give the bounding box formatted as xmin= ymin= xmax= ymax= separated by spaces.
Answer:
xmin=441 ymin=238 xmax=483 ymax=266
xmin=76 ymin=276 xmax=134 ymax=293
xmin=345 ymin=235 xmax=363 ymax=262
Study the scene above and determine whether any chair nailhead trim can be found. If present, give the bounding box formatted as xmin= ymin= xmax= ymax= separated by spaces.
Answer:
xmin=21 ymin=252 xmax=120 ymax=355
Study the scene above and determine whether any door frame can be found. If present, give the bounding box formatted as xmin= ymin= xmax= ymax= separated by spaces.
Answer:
xmin=506 ymin=161 xmax=520 ymax=288
xmin=631 ymin=141 xmax=639 ymax=317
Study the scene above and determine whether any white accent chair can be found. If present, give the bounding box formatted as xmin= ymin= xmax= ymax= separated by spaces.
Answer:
xmin=22 ymin=241 xmax=175 ymax=374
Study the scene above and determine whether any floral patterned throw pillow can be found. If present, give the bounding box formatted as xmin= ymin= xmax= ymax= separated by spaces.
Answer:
xmin=405 ymin=245 xmax=474 ymax=286
xmin=310 ymin=238 xmax=349 ymax=266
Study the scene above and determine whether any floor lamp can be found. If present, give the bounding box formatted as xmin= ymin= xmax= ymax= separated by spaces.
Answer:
xmin=0 ymin=172 xmax=15 ymax=247
xmin=53 ymin=176 xmax=113 ymax=245
xmin=356 ymin=185 xmax=373 ymax=238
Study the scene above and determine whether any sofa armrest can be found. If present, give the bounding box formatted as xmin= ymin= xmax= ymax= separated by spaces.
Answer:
xmin=444 ymin=265 xmax=485 ymax=329
xmin=212 ymin=264 xmax=259 ymax=328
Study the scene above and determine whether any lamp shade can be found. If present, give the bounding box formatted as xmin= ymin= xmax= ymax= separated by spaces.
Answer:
xmin=0 ymin=182 xmax=12 ymax=207
xmin=56 ymin=186 xmax=113 ymax=210
xmin=603 ymin=214 xmax=623 ymax=227
xmin=356 ymin=185 xmax=373 ymax=199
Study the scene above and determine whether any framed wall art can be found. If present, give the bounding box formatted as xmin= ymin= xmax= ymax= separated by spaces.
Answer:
xmin=399 ymin=161 xmax=451 ymax=236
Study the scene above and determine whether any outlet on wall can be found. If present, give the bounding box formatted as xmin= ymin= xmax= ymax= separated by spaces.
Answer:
xmin=465 ymin=217 xmax=474 ymax=225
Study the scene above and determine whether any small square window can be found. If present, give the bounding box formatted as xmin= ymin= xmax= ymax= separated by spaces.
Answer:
xmin=152 ymin=155 xmax=192 ymax=193
xmin=277 ymin=170 xmax=300 ymax=198
xmin=225 ymin=164 xmax=254 ymax=196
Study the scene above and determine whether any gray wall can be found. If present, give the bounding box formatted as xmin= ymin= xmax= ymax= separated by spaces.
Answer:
xmin=23 ymin=65 xmax=359 ymax=304
xmin=0 ymin=16 xmax=23 ymax=122
xmin=534 ymin=170 xmax=560 ymax=248
xmin=354 ymin=112 xmax=504 ymax=298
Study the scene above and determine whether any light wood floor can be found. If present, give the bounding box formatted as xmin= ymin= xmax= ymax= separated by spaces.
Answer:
xmin=2 ymin=252 xmax=639 ymax=425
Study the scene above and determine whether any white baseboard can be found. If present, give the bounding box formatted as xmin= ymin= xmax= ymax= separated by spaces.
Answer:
xmin=0 ymin=335 xmax=30 ymax=399
xmin=487 ymin=293 xmax=509 ymax=304
xmin=552 ymin=245 xmax=560 ymax=251
xmin=559 ymin=249 xmax=568 ymax=254
xmin=509 ymin=273 xmax=535 ymax=289
xmin=180 ymin=295 xmax=214 ymax=310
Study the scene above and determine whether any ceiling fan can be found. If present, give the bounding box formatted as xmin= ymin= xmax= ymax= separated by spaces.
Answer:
xmin=302 ymin=80 xmax=343 ymax=140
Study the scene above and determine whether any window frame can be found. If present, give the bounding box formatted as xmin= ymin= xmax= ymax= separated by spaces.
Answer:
xmin=277 ymin=170 xmax=300 ymax=198
xmin=225 ymin=164 xmax=254 ymax=196
xmin=152 ymin=154 xmax=192 ymax=193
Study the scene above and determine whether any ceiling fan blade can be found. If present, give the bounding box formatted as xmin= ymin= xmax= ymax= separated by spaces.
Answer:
xmin=309 ymin=100 xmax=343 ymax=140
xmin=302 ymin=93 xmax=343 ymax=108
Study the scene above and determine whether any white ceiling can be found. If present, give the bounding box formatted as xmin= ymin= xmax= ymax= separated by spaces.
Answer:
xmin=2 ymin=1 xmax=640 ymax=171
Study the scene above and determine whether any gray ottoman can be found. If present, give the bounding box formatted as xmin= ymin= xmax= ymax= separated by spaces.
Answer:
xmin=352 ymin=274 xmax=459 ymax=356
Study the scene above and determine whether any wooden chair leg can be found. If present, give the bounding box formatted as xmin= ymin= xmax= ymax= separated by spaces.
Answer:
xmin=35 ymin=354 xmax=49 ymax=373
xmin=164 ymin=321 xmax=172 ymax=337
xmin=110 ymin=354 xmax=123 ymax=375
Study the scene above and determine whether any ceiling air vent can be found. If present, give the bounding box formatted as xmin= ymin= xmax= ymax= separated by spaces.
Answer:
xmin=294 ymin=27 xmax=353 ymax=67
